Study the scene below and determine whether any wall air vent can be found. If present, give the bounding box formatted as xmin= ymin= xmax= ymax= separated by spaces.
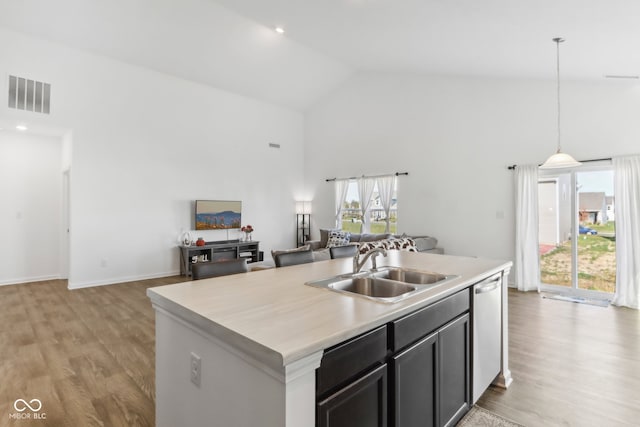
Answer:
xmin=7 ymin=75 xmax=51 ymax=114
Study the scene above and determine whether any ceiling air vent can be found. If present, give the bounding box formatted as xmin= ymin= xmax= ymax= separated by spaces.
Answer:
xmin=7 ymin=75 xmax=51 ymax=114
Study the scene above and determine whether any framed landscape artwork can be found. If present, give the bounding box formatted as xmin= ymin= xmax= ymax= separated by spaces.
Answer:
xmin=195 ymin=200 xmax=242 ymax=230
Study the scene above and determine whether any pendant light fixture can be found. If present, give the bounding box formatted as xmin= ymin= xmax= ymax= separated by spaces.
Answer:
xmin=540 ymin=37 xmax=582 ymax=169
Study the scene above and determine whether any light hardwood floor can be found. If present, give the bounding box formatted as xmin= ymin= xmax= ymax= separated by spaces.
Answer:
xmin=1 ymin=280 xmax=638 ymax=426
xmin=478 ymin=290 xmax=640 ymax=426
xmin=0 ymin=277 xmax=184 ymax=427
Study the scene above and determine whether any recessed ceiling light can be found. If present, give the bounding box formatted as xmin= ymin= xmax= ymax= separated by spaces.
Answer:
xmin=275 ymin=26 xmax=285 ymax=34
xmin=16 ymin=125 xmax=28 ymax=131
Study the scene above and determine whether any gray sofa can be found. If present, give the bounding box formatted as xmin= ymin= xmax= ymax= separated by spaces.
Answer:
xmin=307 ymin=229 xmax=443 ymax=261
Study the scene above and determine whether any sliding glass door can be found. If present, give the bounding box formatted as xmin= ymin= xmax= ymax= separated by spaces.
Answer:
xmin=538 ymin=165 xmax=616 ymax=296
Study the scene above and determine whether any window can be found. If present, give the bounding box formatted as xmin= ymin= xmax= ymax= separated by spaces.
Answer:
xmin=337 ymin=177 xmax=397 ymax=234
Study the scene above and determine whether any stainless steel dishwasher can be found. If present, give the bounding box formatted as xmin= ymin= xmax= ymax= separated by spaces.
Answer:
xmin=472 ymin=272 xmax=502 ymax=403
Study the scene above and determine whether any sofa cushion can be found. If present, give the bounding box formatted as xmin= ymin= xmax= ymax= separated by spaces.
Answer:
xmin=271 ymin=244 xmax=310 ymax=261
xmin=349 ymin=233 xmax=362 ymax=242
xmin=326 ymin=230 xmax=351 ymax=248
xmin=360 ymin=233 xmax=393 ymax=242
xmin=412 ymin=236 xmax=438 ymax=252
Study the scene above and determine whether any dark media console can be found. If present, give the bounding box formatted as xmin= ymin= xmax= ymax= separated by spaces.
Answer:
xmin=179 ymin=240 xmax=261 ymax=276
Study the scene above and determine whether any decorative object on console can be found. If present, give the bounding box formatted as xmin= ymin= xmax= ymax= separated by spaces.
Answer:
xmin=241 ymin=224 xmax=254 ymax=241
xmin=180 ymin=231 xmax=193 ymax=246
xmin=196 ymin=237 xmax=205 ymax=247
xmin=295 ymin=201 xmax=312 ymax=247
xmin=540 ymin=37 xmax=581 ymax=169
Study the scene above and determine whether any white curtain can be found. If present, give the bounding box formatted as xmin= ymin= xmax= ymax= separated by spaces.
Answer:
xmin=334 ymin=180 xmax=349 ymax=229
xmin=514 ymin=165 xmax=540 ymax=292
xmin=357 ymin=177 xmax=376 ymax=233
xmin=612 ymin=155 xmax=640 ymax=309
xmin=377 ymin=175 xmax=396 ymax=233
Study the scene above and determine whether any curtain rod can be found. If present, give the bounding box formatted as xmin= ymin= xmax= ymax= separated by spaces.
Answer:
xmin=507 ymin=157 xmax=612 ymax=170
xmin=325 ymin=172 xmax=408 ymax=182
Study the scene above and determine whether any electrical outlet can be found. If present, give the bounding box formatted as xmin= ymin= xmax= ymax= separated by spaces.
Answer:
xmin=190 ymin=352 xmax=201 ymax=386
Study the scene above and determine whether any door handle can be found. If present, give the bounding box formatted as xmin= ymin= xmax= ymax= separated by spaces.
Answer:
xmin=475 ymin=278 xmax=500 ymax=294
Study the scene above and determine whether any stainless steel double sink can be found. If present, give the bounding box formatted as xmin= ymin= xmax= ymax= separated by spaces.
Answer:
xmin=306 ymin=267 xmax=458 ymax=303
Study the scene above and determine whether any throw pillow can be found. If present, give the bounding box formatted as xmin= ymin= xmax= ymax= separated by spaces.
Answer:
xmin=387 ymin=238 xmax=418 ymax=252
xmin=271 ymin=244 xmax=310 ymax=260
xmin=358 ymin=240 xmax=388 ymax=254
xmin=319 ymin=228 xmax=341 ymax=248
xmin=326 ymin=230 xmax=351 ymax=248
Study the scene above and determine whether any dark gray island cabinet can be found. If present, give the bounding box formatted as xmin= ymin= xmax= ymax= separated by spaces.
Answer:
xmin=147 ymin=252 xmax=512 ymax=427
xmin=317 ymin=289 xmax=470 ymax=427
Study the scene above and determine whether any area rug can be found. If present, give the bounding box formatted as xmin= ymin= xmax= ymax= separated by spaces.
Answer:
xmin=541 ymin=293 xmax=610 ymax=307
xmin=457 ymin=406 xmax=525 ymax=427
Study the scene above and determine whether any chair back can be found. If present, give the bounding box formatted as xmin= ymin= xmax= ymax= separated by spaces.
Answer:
xmin=192 ymin=259 xmax=248 ymax=280
xmin=330 ymin=245 xmax=359 ymax=259
xmin=274 ymin=249 xmax=314 ymax=268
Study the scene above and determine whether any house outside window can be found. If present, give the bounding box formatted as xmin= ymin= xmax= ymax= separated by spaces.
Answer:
xmin=337 ymin=178 xmax=397 ymax=234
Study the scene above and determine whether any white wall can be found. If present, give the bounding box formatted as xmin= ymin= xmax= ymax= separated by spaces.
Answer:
xmin=0 ymin=27 xmax=305 ymax=288
xmin=0 ymin=131 xmax=62 ymax=285
xmin=304 ymin=72 xmax=640 ymax=262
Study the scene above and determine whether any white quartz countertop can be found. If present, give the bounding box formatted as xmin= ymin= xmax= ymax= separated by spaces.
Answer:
xmin=147 ymin=251 xmax=511 ymax=371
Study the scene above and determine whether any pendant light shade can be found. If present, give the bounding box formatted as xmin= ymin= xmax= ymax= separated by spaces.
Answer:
xmin=540 ymin=150 xmax=582 ymax=169
xmin=540 ymin=37 xmax=581 ymax=170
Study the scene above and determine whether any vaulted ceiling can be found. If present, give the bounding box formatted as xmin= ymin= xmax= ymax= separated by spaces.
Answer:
xmin=2 ymin=0 xmax=639 ymax=110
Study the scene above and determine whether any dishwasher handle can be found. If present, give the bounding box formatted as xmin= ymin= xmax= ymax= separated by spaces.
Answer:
xmin=474 ymin=276 xmax=501 ymax=294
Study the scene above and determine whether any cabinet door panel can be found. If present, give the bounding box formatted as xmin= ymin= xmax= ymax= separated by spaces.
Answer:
xmin=391 ymin=332 xmax=438 ymax=427
xmin=317 ymin=364 xmax=387 ymax=427
xmin=438 ymin=314 xmax=470 ymax=427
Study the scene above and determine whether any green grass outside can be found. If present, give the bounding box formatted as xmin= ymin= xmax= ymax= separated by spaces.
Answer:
xmin=589 ymin=221 xmax=615 ymax=234
xmin=341 ymin=220 xmax=397 ymax=235
xmin=540 ymin=233 xmax=616 ymax=292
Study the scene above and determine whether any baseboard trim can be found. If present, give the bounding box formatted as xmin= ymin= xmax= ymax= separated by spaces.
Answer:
xmin=0 ymin=274 xmax=62 ymax=286
xmin=68 ymin=270 xmax=181 ymax=289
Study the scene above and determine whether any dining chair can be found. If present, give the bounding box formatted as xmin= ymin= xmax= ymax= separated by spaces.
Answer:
xmin=191 ymin=258 xmax=249 ymax=280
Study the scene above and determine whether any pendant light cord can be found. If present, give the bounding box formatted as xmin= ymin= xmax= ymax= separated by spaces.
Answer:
xmin=554 ymin=37 xmax=564 ymax=154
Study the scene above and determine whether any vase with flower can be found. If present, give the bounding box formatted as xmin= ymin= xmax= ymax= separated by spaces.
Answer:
xmin=241 ymin=225 xmax=254 ymax=241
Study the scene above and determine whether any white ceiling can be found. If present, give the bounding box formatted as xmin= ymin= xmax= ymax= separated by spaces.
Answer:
xmin=2 ymin=0 xmax=640 ymax=110
xmin=216 ymin=0 xmax=640 ymax=78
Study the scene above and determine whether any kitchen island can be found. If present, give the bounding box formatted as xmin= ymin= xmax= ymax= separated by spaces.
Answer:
xmin=147 ymin=251 xmax=512 ymax=427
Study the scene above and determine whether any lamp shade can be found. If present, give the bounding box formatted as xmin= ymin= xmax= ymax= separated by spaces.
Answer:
xmin=539 ymin=151 xmax=582 ymax=169
xmin=295 ymin=201 xmax=312 ymax=214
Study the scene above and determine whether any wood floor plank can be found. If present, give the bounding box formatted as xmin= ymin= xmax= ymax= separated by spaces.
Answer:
xmin=1 ymin=277 xmax=639 ymax=426
xmin=92 ymin=372 xmax=154 ymax=427
xmin=0 ymin=276 xmax=183 ymax=426
xmin=478 ymin=289 xmax=640 ymax=426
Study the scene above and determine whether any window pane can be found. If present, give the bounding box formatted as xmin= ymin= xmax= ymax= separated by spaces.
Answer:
xmin=538 ymin=175 xmax=572 ymax=287
xmin=341 ymin=181 xmax=362 ymax=233
xmin=577 ymin=171 xmax=616 ymax=292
